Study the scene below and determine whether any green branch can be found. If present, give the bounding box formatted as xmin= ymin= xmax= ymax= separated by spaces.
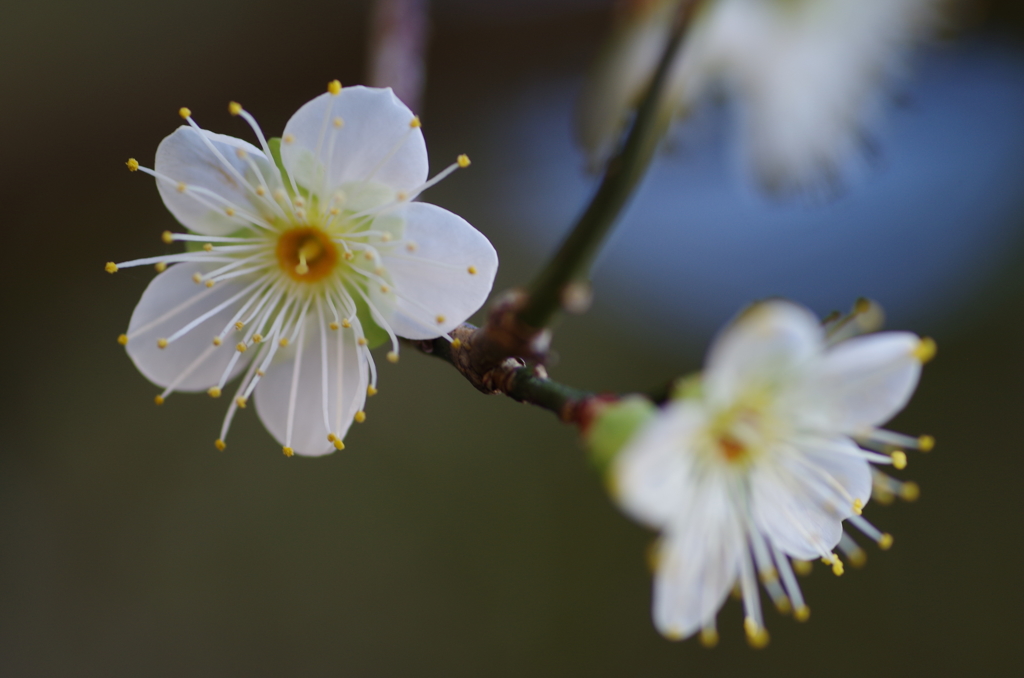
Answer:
xmin=517 ymin=1 xmax=698 ymax=330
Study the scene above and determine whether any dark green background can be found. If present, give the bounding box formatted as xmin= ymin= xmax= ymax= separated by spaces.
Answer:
xmin=2 ymin=1 xmax=1022 ymax=675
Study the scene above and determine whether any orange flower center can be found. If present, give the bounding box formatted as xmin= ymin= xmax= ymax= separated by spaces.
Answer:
xmin=275 ymin=227 xmax=339 ymax=282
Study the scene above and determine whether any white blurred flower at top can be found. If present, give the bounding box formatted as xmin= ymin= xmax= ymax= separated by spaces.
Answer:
xmin=612 ymin=300 xmax=934 ymax=645
xmin=578 ymin=0 xmax=938 ymax=192
xmin=109 ymin=83 xmax=497 ymax=456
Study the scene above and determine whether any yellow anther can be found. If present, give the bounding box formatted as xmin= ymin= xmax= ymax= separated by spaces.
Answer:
xmin=406 ymin=242 xmax=417 ymax=252
xmin=256 ymin=186 xmax=266 ymax=196
xmin=831 ymin=556 xmax=844 ymax=577
xmin=105 ymin=262 xmax=118 ymax=274
xmin=901 ymin=481 xmax=921 ymax=502
xmin=154 ymin=395 xmax=165 ymax=406
xmin=396 ymin=191 xmax=408 ymax=202
xmin=386 ymin=351 xmax=399 ymax=363
xmin=367 ymin=385 xmax=378 ymax=396
xmin=215 ymin=439 xmax=227 ymax=451
xmin=282 ymin=446 xmax=294 ymax=457
xmin=117 ymin=333 xmax=129 ymax=346
xmin=329 ymin=322 xmax=340 ymax=331
xmin=918 ymin=435 xmax=935 ymax=452
xmin=330 ymin=207 xmax=340 ymax=215
xmin=793 ymin=560 xmax=812 ymax=576
xmin=228 ymin=101 xmax=243 ymax=116
xmin=333 ymin=117 xmax=344 ymax=128
xmin=176 ymin=182 xmax=187 ymax=193
xmin=343 ymin=251 xmax=354 ymax=261
xmin=157 ymin=338 xmax=169 ymax=349
xmin=848 ymin=548 xmax=867 ymax=568
xmin=357 ymin=337 xmax=367 ymax=346
xmin=794 ymin=606 xmax=811 ymax=622
xmin=663 ymin=626 xmax=684 ymax=642
xmin=283 ymin=134 xmax=295 ymax=144
xmin=204 ymin=280 xmax=214 ymax=288
xmin=365 ymin=251 xmax=375 ymax=260
xmin=154 ymin=262 xmax=167 ymax=272
xmin=235 ymin=396 xmax=247 ymax=409
xmin=435 ymin=314 xmax=446 ymax=324
xmin=207 ymin=386 xmax=222 ymax=398
xmin=854 ymin=297 xmax=872 ymax=314
xmin=212 ymin=336 xmax=222 ymax=346
xmin=327 ymin=433 xmax=337 ymax=443
xmin=225 ymin=207 xmax=235 ymax=217
xmin=192 ymin=272 xmax=202 ymax=284
xmin=293 ymin=197 xmax=305 ymax=207
xmin=236 ymin=342 xmax=247 ymax=353
xmin=162 ymin=231 xmax=174 ymax=244
xmin=451 ymin=338 xmax=462 ymax=350
xmin=126 ymin=158 xmax=139 ymax=172
xmin=457 ymin=154 xmax=471 ymax=168
xmin=699 ymin=628 xmax=719 ymax=648
xmin=203 ymin=243 xmax=213 ymax=251
xmin=744 ymin=619 xmax=769 ymax=649
xmin=354 ymin=411 xmax=366 ymax=423
xmin=852 ymin=498 xmax=864 ymax=516
xmin=878 ymin=533 xmax=894 ymax=550
xmin=341 ymin=319 xmax=351 ymax=329
xmin=327 ymin=79 xmax=342 ymax=95
xmin=891 ymin=450 xmax=908 ymax=470
xmin=333 ymin=439 xmax=345 ymax=450
xmin=235 ymin=321 xmax=245 ymax=331
xmin=256 ymin=369 xmax=265 ymax=377
xmin=235 ymin=148 xmax=247 ymax=159
xmin=178 ymin=107 xmax=192 ymax=119
xmin=913 ymin=337 xmax=937 ymax=363
xmin=380 ymin=285 xmax=390 ymax=293
xmin=380 ymin=233 xmax=392 ymax=242
xmin=467 ymin=265 xmax=478 ymax=275
xmin=279 ymin=338 xmax=289 ymax=347
xmin=252 ymin=334 xmax=263 ymax=343
xmin=774 ymin=596 xmax=792 ymax=615
xmin=273 ymin=188 xmax=286 ymax=201
xmin=409 ymin=116 xmax=421 ymax=128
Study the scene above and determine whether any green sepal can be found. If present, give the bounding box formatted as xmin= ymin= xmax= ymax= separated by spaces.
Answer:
xmin=351 ymin=293 xmax=390 ymax=349
xmin=268 ymin=137 xmax=292 ymax=196
xmin=585 ymin=395 xmax=657 ymax=475
xmin=669 ymin=372 xmax=703 ymax=401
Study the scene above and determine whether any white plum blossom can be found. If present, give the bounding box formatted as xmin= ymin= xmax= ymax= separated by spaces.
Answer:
xmin=108 ymin=82 xmax=498 ymax=456
xmin=578 ymin=0 xmax=937 ymax=191
xmin=612 ymin=300 xmax=935 ymax=646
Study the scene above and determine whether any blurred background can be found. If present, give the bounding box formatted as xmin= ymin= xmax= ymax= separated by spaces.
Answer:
xmin=2 ymin=0 xmax=1023 ymax=675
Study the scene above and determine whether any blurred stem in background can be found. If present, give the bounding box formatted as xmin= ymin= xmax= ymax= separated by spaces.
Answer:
xmin=368 ymin=0 xmax=431 ymax=113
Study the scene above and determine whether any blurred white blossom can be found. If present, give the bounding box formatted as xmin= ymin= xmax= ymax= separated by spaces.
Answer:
xmin=579 ymin=0 xmax=938 ymax=191
xmin=109 ymin=83 xmax=497 ymax=456
xmin=612 ymin=300 xmax=934 ymax=645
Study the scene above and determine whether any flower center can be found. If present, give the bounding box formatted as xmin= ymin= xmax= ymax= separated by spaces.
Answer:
xmin=275 ymin=226 xmax=339 ymax=282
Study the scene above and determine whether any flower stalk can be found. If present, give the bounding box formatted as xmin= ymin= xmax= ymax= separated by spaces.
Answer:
xmin=516 ymin=0 xmax=698 ymax=331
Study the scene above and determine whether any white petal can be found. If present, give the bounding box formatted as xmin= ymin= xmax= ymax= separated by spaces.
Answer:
xmin=253 ymin=314 xmax=368 ymax=457
xmin=126 ymin=262 xmax=255 ymax=391
xmin=749 ymin=435 xmax=870 ymax=560
xmin=651 ymin=476 xmax=743 ymax=639
xmin=806 ymin=332 xmax=922 ymax=432
xmin=374 ymin=202 xmax=497 ymax=339
xmin=613 ymin=400 xmax=704 ymax=530
xmin=281 ymin=87 xmax=428 ymax=195
xmin=155 ymin=127 xmax=278 ymax=236
xmin=671 ymin=0 xmax=935 ymax=192
xmin=703 ymin=300 xmax=823 ymax=408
